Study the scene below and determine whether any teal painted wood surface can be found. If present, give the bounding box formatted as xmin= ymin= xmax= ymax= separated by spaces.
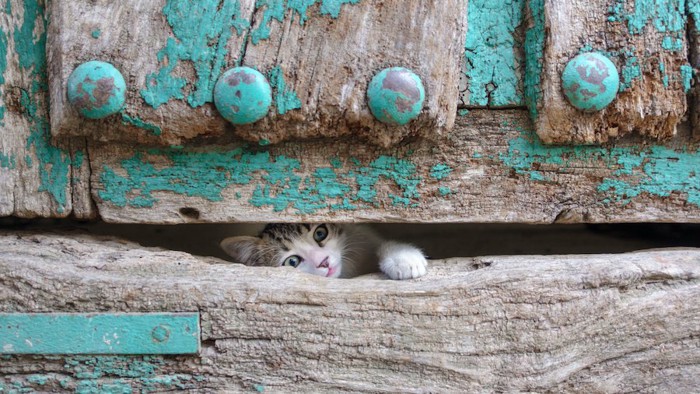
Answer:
xmin=0 ymin=313 xmax=199 ymax=355
xmin=462 ymin=0 xmax=525 ymax=107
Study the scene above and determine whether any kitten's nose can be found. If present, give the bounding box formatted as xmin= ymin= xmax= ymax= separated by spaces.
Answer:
xmin=317 ymin=256 xmax=329 ymax=269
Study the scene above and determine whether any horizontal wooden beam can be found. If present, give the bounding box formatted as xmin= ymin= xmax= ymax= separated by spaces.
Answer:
xmin=91 ymin=110 xmax=700 ymax=224
xmin=0 ymin=232 xmax=698 ymax=392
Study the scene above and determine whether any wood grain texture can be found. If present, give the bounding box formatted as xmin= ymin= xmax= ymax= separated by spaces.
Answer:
xmin=0 ymin=232 xmax=698 ymax=392
xmin=459 ymin=0 xmax=525 ymax=108
xmin=240 ymin=0 xmax=467 ymax=147
xmin=47 ymin=0 xmax=467 ymax=147
xmin=0 ymin=0 xmax=93 ymax=219
xmin=91 ymin=110 xmax=700 ymax=224
xmin=47 ymin=0 xmax=256 ymax=145
xmin=535 ymin=0 xmax=688 ymax=144
xmin=688 ymin=1 xmax=700 ymax=139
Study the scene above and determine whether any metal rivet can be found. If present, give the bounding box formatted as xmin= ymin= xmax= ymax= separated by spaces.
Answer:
xmin=214 ymin=67 xmax=272 ymax=125
xmin=67 ymin=61 xmax=126 ymax=119
xmin=151 ymin=325 xmax=170 ymax=343
xmin=561 ymin=52 xmax=620 ymax=112
xmin=367 ymin=67 xmax=425 ymax=126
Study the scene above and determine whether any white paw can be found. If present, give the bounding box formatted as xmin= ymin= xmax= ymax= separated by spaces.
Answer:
xmin=379 ymin=246 xmax=428 ymax=280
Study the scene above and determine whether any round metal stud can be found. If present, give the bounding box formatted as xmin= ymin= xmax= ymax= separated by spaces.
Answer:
xmin=67 ymin=61 xmax=126 ymax=119
xmin=367 ymin=67 xmax=425 ymax=126
xmin=214 ymin=67 xmax=272 ymax=125
xmin=561 ymin=52 xmax=620 ymax=112
xmin=151 ymin=325 xmax=170 ymax=343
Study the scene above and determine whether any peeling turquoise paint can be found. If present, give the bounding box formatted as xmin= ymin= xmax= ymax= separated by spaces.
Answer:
xmin=0 ymin=152 xmax=16 ymax=169
xmin=661 ymin=35 xmax=683 ymax=50
xmin=500 ymin=125 xmax=609 ymax=182
xmin=259 ymin=139 xmax=271 ymax=146
xmin=59 ymin=356 xmax=206 ymax=393
xmin=458 ymin=109 xmax=470 ymax=116
xmin=618 ymin=50 xmax=641 ymax=91
xmin=91 ymin=29 xmax=101 ymax=39
xmin=250 ymin=0 xmax=361 ymax=44
xmin=15 ymin=0 xmax=71 ymax=213
xmin=121 ymin=114 xmax=163 ymax=136
xmin=73 ymin=151 xmax=85 ymax=168
xmin=523 ymin=0 xmax=544 ymax=120
xmin=254 ymin=384 xmax=265 ymax=392
xmin=659 ymin=62 xmax=669 ymax=87
xmin=98 ymin=148 xmax=425 ymax=213
xmin=0 ymin=16 xmax=7 ymax=124
xmin=689 ymin=0 xmax=700 ymax=28
xmin=620 ymin=0 xmax=685 ymax=35
xmin=499 ymin=124 xmax=700 ymax=207
xmin=268 ymin=66 xmax=302 ymax=115
xmin=141 ymin=0 xmax=250 ymax=108
xmin=681 ymin=64 xmax=694 ymax=92
xmin=464 ymin=0 xmax=524 ymax=106
xmin=609 ymin=0 xmax=686 ymax=54
xmin=26 ymin=375 xmax=47 ymax=385
xmin=598 ymin=146 xmax=700 ymax=206
xmin=429 ymin=164 xmax=452 ymax=180
xmin=319 ymin=0 xmax=361 ymax=17
xmin=438 ymin=186 xmax=452 ymax=196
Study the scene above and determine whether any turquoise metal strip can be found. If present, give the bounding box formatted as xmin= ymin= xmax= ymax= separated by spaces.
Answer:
xmin=0 ymin=313 xmax=199 ymax=355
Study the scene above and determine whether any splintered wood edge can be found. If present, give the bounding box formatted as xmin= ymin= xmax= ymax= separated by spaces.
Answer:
xmin=0 ymin=232 xmax=699 ymax=391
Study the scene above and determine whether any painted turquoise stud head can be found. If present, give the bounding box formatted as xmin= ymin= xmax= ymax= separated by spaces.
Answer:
xmin=67 ymin=61 xmax=126 ymax=119
xmin=214 ymin=67 xmax=272 ymax=125
xmin=562 ymin=53 xmax=620 ymax=112
xmin=367 ymin=67 xmax=425 ymax=126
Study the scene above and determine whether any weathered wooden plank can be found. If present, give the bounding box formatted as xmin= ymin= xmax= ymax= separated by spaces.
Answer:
xmin=0 ymin=232 xmax=698 ymax=391
xmin=48 ymin=0 xmax=467 ymax=147
xmin=532 ymin=0 xmax=690 ymax=144
xmin=90 ymin=110 xmax=700 ymax=224
xmin=687 ymin=0 xmax=700 ymax=139
xmin=0 ymin=0 xmax=90 ymax=218
xmin=0 ymin=313 xmax=199 ymax=355
xmin=240 ymin=0 xmax=467 ymax=147
xmin=460 ymin=0 xmax=525 ymax=108
xmin=47 ymin=0 xmax=256 ymax=146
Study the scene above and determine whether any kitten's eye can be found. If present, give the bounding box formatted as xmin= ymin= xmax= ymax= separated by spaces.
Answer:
xmin=283 ymin=255 xmax=302 ymax=268
xmin=313 ymin=225 xmax=328 ymax=243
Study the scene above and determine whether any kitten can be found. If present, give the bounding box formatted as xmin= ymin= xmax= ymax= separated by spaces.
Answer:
xmin=220 ymin=224 xmax=428 ymax=280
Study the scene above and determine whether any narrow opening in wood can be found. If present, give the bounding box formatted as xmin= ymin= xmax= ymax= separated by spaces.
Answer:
xmin=1 ymin=220 xmax=699 ymax=262
xmin=178 ymin=207 xmax=201 ymax=220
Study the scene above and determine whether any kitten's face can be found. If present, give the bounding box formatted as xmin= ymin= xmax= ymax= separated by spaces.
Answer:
xmin=220 ymin=224 xmax=346 ymax=278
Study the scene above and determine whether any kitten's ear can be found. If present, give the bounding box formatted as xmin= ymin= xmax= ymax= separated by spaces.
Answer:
xmin=220 ymin=236 xmax=265 ymax=266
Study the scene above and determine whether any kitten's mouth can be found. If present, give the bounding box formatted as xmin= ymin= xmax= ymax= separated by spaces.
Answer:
xmin=326 ymin=265 xmax=337 ymax=277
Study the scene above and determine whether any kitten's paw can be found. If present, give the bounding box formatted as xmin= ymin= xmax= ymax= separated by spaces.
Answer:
xmin=379 ymin=245 xmax=428 ymax=280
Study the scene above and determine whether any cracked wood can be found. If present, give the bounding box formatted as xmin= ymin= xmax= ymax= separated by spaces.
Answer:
xmin=0 ymin=232 xmax=698 ymax=391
